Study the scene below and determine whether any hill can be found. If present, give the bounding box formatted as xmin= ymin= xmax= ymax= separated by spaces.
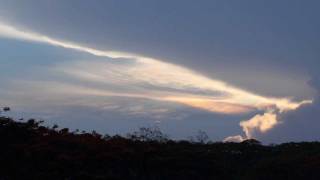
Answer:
xmin=0 ymin=116 xmax=320 ymax=180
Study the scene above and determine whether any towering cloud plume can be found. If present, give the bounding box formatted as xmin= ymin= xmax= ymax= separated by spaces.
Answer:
xmin=240 ymin=111 xmax=277 ymax=139
xmin=0 ymin=21 xmax=312 ymax=141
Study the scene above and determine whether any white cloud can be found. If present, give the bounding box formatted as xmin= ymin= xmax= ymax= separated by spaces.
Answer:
xmin=0 ymin=21 xmax=312 ymax=140
xmin=240 ymin=111 xmax=278 ymax=139
xmin=223 ymin=135 xmax=245 ymax=142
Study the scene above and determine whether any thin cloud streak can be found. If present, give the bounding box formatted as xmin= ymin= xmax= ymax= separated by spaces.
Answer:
xmin=0 ymin=21 xmax=312 ymax=140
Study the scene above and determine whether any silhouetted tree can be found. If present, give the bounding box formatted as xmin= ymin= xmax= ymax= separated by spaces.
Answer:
xmin=91 ymin=130 xmax=102 ymax=139
xmin=127 ymin=126 xmax=168 ymax=142
xmin=241 ymin=139 xmax=261 ymax=145
xmin=3 ymin=107 xmax=10 ymax=112
xmin=196 ymin=130 xmax=209 ymax=143
xmin=52 ymin=124 xmax=59 ymax=129
xmin=0 ymin=106 xmax=10 ymax=116
xmin=59 ymin=128 xmax=69 ymax=135
xmin=0 ymin=116 xmax=319 ymax=180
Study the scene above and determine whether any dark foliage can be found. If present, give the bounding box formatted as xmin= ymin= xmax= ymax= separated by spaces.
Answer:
xmin=0 ymin=117 xmax=319 ymax=180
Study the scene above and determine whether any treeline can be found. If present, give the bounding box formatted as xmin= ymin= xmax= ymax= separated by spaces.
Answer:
xmin=0 ymin=110 xmax=320 ymax=179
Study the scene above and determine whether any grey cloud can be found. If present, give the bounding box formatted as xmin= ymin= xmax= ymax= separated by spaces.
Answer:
xmin=0 ymin=0 xmax=320 ymax=142
xmin=0 ymin=0 xmax=318 ymax=98
xmin=258 ymin=78 xmax=320 ymax=143
xmin=4 ymin=94 xmax=249 ymax=141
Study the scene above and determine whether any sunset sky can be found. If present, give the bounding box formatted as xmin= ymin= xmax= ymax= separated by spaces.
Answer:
xmin=0 ymin=0 xmax=319 ymax=143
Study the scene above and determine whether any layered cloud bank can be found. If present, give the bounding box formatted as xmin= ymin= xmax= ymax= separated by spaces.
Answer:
xmin=0 ymin=21 xmax=312 ymax=141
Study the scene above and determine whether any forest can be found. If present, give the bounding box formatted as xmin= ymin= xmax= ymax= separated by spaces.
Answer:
xmin=0 ymin=107 xmax=320 ymax=180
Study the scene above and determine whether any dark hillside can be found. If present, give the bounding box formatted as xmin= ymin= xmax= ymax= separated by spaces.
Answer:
xmin=0 ymin=116 xmax=319 ymax=180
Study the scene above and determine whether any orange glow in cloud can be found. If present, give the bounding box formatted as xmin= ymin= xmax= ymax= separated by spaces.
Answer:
xmin=0 ymin=21 xmax=313 ymax=141
xmin=163 ymin=97 xmax=255 ymax=114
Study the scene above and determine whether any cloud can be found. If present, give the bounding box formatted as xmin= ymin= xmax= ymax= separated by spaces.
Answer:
xmin=0 ymin=21 xmax=312 ymax=140
xmin=223 ymin=135 xmax=245 ymax=143
xmin=2 ymin=0 xmax=317 ymax=100
xmin=255 ymin=78 xmax=320 ymax=143
xmin=240 ymin=111 xmax=277 ymax=139
xmin=0 ymin=22 xmax=137 ymax=59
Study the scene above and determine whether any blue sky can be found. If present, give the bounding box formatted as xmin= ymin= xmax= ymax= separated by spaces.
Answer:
xmin=0 ymin=0 xmax=319 ymax=143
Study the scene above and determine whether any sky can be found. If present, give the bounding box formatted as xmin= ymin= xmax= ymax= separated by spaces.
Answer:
xmin=0 ymin=0 xmax=319 ymax=143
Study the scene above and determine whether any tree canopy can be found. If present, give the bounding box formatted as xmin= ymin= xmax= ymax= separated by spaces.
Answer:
xmin=0 ymin=116 xmax=319 ymax=179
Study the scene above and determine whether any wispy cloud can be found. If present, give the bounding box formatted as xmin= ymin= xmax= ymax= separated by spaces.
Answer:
xmin=0 ymin=21 xmax=312 ymax=140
